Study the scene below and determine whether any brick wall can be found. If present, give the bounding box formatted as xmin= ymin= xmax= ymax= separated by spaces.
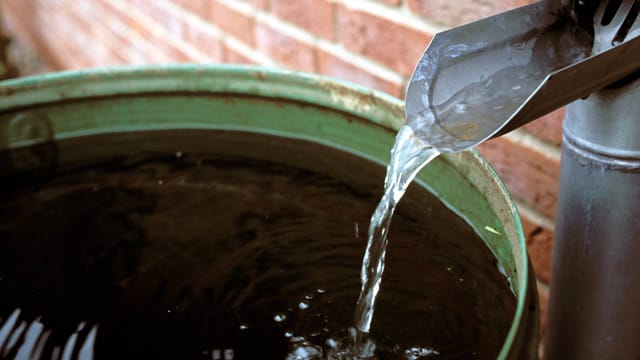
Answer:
xmin=2 ymin=0 xmax=560 ymax=352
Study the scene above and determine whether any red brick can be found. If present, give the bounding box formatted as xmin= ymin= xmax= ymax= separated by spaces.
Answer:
xmin=537 ymin=284 xmax=549 ymax=341
xmin=184 ymin=20 xmax=224 ymax=61
xmin=3 ymin=1 xmax=65 ymax=70
xmin=377 ymin=0 xmax=402 ymax=5
xmin=143 ymin=1 xmax=188 ymax=39
xmin=408 ymin=0 xmax=534 ymax=27
xmin=255 ymin=21 xmax=316 ymax=72
xmin=223 ymin=45 xmax=256 ymax=64
xmin=245 ymin=0 xmax=269 ymax=10
xmin=145 ymin=37 xmax=198 ymax=63
xmin=316 ymin=49 xmax=403 ymax=98
xmin=171 ymin=45 xmax=200 ymax=63
xmin=38 ymin=4 xmax=108 ymax=69
xmin=86 ymin=2 xmax=141 ymax=64
xmin=521 ymin=215 xmax=553 ymax=283
xmin=337 ymin=5 xmax=431 ymax=76
xmin=170 ymin=0 xmax=188 ymax=7
xmin=271 ymin=0 xmax=334 ymax=40
xmin=97 ymin=1 xmax=176 ymax=64
xmin=477 ymin=136 xmax=560 ymax=219
xmin=524 ymin=107 xmax=565 ymax=147
xmin=208 ymin=0 xmax=255 ymax=46
xmin=174 ymin=0 xmax=208 ymax=15
xmin=110 ymin=1 xmax=209 ymax=63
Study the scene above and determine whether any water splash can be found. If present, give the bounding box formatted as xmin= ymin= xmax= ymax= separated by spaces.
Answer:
xmin=0 ymin=308 xmax=97 ymax=360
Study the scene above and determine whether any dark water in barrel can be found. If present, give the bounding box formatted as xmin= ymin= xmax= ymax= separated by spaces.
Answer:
xmin=0 ymin=130 xmax=515 ymax=359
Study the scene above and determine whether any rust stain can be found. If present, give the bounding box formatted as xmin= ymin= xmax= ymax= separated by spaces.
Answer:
xmin=318 ymin=78 xmax=376 ymax=112
xmin=251 ymin=71 xmax=267 ymax=82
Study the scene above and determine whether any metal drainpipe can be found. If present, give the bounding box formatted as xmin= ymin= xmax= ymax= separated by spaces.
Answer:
xmin=543 ymin=76 xmax=640 ymax=359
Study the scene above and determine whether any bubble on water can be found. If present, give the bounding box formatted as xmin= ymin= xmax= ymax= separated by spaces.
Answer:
xmin=298 ymin=301 xmax=309 ymax=310
xmin=316 ymin=288 xmax=325 ymax=294
xmin=304 ymin=295 xmax=313 ymax=300
xmin=284 ymin=332 xmax=293 ymax=338
xmin=273 ymin=313 xmax=287 ymax=323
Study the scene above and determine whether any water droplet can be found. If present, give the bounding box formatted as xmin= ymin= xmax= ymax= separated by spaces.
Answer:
xmin=175 ymin=151 xmax=183 ymax=158
xmin=304 ymin=295 xmax=313 ymax=300
xmin=298 ymin=301 xmax=309 ymax=310
xmin=316 ymin=288 xmax=325 ymax=294
xmin=158 ymin=180 xmax=164 ymax=185
xmin=284 ymin=331 xmax=293 ymax=338
xmin=458 ymin=278 xmax=464 ymax=282
xmin=239 ymin=324 xmax=248 ymax=330
xmin=273 ymin=313 xmax=286 ymax=322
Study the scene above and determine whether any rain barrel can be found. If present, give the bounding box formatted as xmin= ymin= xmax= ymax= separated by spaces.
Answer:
xmin=0 ymin=65 xmax=538 ymax=359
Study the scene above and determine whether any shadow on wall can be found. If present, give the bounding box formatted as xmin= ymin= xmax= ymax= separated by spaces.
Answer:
xmin=0 ymin=25 xmax=18 ymax=79
xmin=0 ymin=8 xmax=49 ymax=79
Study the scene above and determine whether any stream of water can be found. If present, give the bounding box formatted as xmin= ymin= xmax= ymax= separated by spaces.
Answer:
xmin=351 ymin=126 xmax=439 ymax=353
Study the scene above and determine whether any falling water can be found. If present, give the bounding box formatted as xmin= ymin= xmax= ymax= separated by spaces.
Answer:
xmin=352 ymin=125 xmax=439 ymax=356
